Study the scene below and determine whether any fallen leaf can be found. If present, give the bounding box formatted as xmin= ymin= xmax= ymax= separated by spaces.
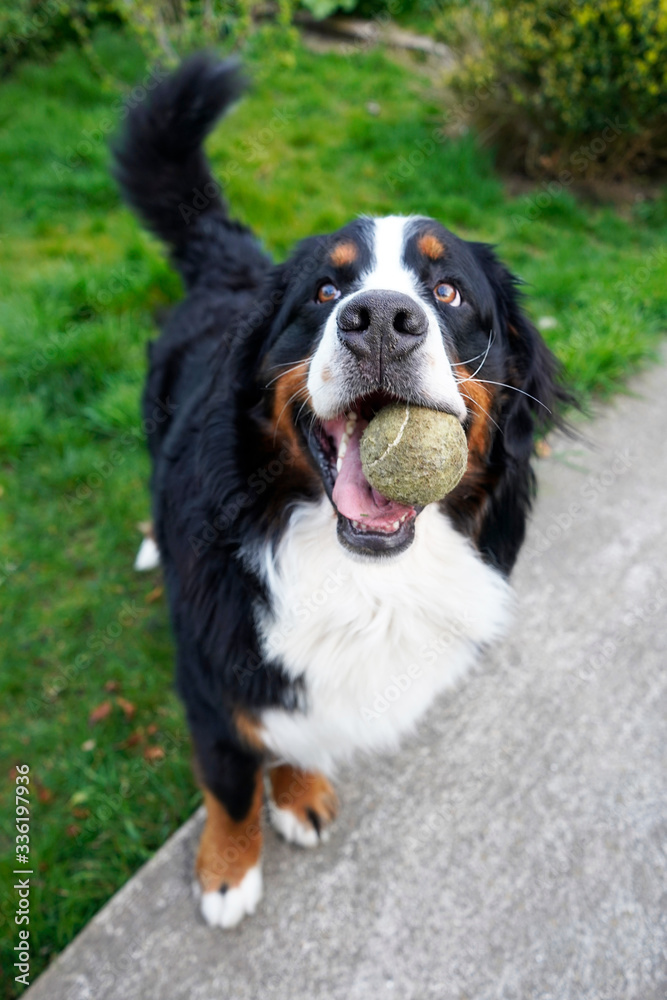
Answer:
xmin=535 ymin=439 xmax=552 ymax=459
xmin=116 ymin=696 xmax=136 ymax=719
xmin=104 ymin=680 xmax=119 ymax=693
xmin=145 ymin=585 xmax=164 ymax=603
xmin=35 ymin=782 xmax=53 ymax=803
xmin=115 ymin=729 xmax=143 ymax=750
xmin=143 ymin=746 xmax=165 ymax=762
xmin=66 ymin=824 xmax=80 ymax=837
xmin=88 ymin=701 xmax=112 ymax=725
xmin=146 ymin=723 xmax=158 ymax=736
xmin=71 ymin=807 xmax=90 ymax=819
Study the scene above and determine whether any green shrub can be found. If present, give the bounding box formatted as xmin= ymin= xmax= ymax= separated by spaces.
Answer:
xmin=301 ymin=0 xmax=441 ymax=19
xmin=0 ymin=1 xmax=123 ymax=74
xmin=0 ymin=0 xmax=453 ymax=74
xmin=300 ymin=0 xmax=356 ymax=19
xmin=449 ymin=0 xmax=667 ymax=179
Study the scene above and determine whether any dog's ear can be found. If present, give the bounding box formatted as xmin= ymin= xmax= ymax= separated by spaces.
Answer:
xmin=467 ymin=243 xmax=572 ymax=573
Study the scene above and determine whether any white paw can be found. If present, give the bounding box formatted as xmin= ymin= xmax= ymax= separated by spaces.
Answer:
xmin=134 ymin=536 xmax=160 ymax=571
xmin=195 ymin=864 xmax=263 ymax=928
xmin=267 ymin=800 xmax=328 ymax=848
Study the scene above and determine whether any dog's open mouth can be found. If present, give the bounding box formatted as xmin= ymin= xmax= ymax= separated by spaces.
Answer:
xmin=302 ymin=393 xmax=421 ymax=556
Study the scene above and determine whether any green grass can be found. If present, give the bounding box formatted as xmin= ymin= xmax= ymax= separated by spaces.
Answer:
xmin=0 ymin=23 xmax=666 ymax=998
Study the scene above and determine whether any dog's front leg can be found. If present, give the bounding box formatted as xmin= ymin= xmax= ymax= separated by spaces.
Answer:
xmin=267 ymin=763 xmax=338 ymax=848
xmin=193 ymin=741 xmax=264 ymax=928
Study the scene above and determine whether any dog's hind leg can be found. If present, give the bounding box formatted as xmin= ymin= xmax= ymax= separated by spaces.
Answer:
xmin=133 ymin=521 xmax=160 ymax=571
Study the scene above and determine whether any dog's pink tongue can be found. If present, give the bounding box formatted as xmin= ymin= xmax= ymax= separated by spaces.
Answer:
xmin=332 ymin=425 xmax=413 ymax=528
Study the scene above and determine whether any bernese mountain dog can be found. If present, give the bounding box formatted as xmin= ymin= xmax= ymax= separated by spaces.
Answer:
xmin=114 ymin=55 xmax=568 ymax=928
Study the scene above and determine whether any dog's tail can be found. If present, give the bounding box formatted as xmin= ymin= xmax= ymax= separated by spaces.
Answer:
xmin=113 ymin=55 xmax=263 ymax=288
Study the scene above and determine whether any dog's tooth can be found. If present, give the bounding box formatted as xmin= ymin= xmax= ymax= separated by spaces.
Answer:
xmin=345 ymin=420 xmax=356 ymax=436
xmin=352 ymin=520 xmax=360 ymax=528
xmin=338 ymin=440 xmax=348 ymax=460
xmin=346 ymin=411 xmax=357 ymax=423
xmin=392 ymin=520 xmax=400 ymax=531
xmin=336 ymin=456 xmax=343 ymax=472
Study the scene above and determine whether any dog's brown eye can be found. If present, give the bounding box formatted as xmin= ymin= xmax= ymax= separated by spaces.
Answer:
xmin=317 ymin=282 xmax=341 ymax=304
xmin=434 ymin=282 xmax=461 ymax=306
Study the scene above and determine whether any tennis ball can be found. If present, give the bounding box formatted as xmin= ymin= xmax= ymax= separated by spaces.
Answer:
xmin=359 ymin=404 xmax=468 ymax=506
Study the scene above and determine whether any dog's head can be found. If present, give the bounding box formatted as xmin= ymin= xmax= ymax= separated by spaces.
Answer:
xmin=248 ymin=215 xmax=565 ymax=570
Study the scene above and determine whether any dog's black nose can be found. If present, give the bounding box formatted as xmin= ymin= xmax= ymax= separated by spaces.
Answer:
xmin=337 ymin=290 xmax=428 ymax=362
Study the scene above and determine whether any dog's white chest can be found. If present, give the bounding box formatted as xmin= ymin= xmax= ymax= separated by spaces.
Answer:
xmin=254 ymin=500 xmax=511 ymax=774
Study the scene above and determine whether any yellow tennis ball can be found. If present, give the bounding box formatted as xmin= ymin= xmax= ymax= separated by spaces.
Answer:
xmin=359 ymin=404 xmax=468 ymax=506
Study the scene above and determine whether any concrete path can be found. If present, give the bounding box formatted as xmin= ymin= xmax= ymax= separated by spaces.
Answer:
xmin=26 ymin=357 xmax=667 ymax=1000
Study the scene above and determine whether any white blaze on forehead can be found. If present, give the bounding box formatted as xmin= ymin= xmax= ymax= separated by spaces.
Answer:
xmin=307 ymin=214 xmax=466 ymax=421
xmin=360 ymin=215 xmax=425 ymax=296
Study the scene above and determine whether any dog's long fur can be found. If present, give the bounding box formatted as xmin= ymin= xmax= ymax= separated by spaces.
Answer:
xmin=114 ymin=55 xmax=569 ymax=927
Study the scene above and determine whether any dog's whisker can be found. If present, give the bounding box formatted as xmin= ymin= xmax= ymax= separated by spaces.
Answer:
xmin=459 ymin=391 xmax=502 ymax=435
xmin=265 ymin=358 xmax=310 ymax=375
xmin=272 ymin=387 xmax=308 ymax=445
xmin=470 ymin=379 xmax=552 ymax=413
xmin=295 ymin=398 xmax=311 ymax=426
xmin=455 ymin=329 xmax=495 ymax=382
xmin=264 ymin=359 xmax=311 ymax=389
xmin=452 ymin=331 xmax=495 ymax=369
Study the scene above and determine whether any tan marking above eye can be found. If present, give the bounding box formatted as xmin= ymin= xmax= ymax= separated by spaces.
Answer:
xmin=330 ymin=241 xmax=358 ymax=267
xmin=418 ymin=233 xmax=446 ymax=260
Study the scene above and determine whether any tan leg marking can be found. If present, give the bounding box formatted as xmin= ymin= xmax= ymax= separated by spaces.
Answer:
xmin=233 ymin=709 xmax=265 ymax=753
xmin=196 ymin=773 xmax=263 ymax=894
xmin=268 ymin=764 xmax=338 ymax=846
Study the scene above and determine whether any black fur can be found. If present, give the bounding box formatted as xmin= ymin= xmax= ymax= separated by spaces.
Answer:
xmin=457 ymin=242 xmax=571 ymax=572
xmin=113 ymin=55 xmax=570 ymax=822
